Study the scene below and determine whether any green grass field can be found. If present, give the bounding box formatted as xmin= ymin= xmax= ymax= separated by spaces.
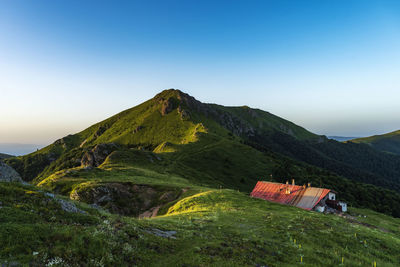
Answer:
xmin=1 ymin=181 xmax=399 ymax=266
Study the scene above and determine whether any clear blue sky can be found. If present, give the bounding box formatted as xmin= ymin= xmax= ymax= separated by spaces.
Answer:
xmin=1 ymin=0 xmax=399 ymax=144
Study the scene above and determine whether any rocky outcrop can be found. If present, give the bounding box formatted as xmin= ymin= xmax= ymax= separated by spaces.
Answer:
xmin=144 ymin=228 xmax=177 ymax=239
xmin=81 ymin=143 xmax=117 ymax=167
xmin=54 ymin=134 xmax=75 ymax=149
xmin=0 ymin=161 xmax=22 ymax=182
xmin=94 ymin=125 xmax=108 ymax=138
xmin=159 ymin=97 xmax=179 ymax=115
xmin=45 ymin=192 xmax=86 ymax=214
xmin=178 ymin=106 xmax=190 ymax=120
xmin=70 ymin=182 xmax=180 ymax=217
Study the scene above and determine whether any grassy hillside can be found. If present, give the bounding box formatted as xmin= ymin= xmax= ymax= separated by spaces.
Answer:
xmin=30 ymin=141 xmax=400 ymax=217
xmin=5 ymin=89 xmax=400 ymax=217
xmin=350 ymin=130 xmax=400 ymax=155
xmin=246 ymin=130 xmax=400 ymax=192
xmin=1 ymin=181 xmax=400 ymax=266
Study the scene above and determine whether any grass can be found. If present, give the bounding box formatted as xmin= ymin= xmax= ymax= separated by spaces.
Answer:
xmin=2 ymin=182 xmax=399 ymax=266
xmin=150 ymin=189 xmax=400 ymax=266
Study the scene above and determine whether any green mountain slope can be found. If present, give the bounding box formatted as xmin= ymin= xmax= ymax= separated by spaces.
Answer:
xmin=5 ymin=89 xmax=400 ymax=217
xmin=5 ymin=89 xmax=317 ymax=183
xmin=3 ymin=89 xmax=400 ymax=265
xmin=349 ymin=130 xmax=400 ymax=155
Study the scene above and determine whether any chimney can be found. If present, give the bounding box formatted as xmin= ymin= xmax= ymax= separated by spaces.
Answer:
xmin=292 ymin=179 xmax=295 ymax=186
xmin=286 ymin=181 xmax=289 ymax=185
xmin=308 ymin=182 xmax=311 ymax=187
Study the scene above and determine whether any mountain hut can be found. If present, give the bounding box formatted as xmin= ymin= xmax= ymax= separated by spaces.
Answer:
xmin=250 ymin=181 xmax=347 ymax=212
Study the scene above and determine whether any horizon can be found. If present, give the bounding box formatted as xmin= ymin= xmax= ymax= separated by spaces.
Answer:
xmin=1 ymin=0 xmax=400 ymax=144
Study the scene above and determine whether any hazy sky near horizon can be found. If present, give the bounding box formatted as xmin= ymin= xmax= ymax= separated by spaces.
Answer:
xmin=1 ymin=0 xmax=400 ymax=144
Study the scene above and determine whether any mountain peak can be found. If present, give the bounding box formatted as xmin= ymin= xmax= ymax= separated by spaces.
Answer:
xmin=154 ymin=88 xmax=187 ymax=100
xmin=153 ymin=89 xmax=203 ymax=116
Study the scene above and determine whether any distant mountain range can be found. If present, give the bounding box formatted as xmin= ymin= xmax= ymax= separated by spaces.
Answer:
xmin=328 ymin=136 xmax=359 ymax=142
xmin=5 ymin=89 xmax=400 ymax=217
xmin=349 ymin=130 xmax=400 ymax=155
xmin=0 ymin=153 xmax=14 ymax=160
xmin=0 ymin=143 xmax=43 ymax=156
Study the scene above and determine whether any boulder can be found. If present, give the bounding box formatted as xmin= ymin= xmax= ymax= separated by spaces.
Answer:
xmin=0 ymin=161 xmax=22 ymax=182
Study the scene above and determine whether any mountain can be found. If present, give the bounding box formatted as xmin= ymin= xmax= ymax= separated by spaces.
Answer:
xmin=5 ymin=89 xmax=400 ymax=217
xmin=349 ymin=130 xmax=400 ymax=155
xmin=2 ymin=89 xmax=400 ymax=265
xmin=5 ymin=89 xmax=318 ymax=185
xmin=328 ymin=136 xmax=359 ymax=142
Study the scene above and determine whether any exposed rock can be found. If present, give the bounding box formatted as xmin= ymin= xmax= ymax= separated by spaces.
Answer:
xmin=213 ymin=111 xmax=255 ymax=138
xmin=43 ymin=191 xmax=86 ymax=213
xmin=0 ymin=161 xmax=22 ymax=182
xmin=94 ymin=125 xmax=108 ymax=138
xmin=160 ymin=97 xmax=178 ymax=115
xmin=178 ymin=106 xmax=190 ymax=120
xmin=45 ymin=192 xmax=55 ymax=198
xmin=71 ymin=182 xmax=180 ymax=217
xmin=56 ymin=198 xmax=86 ymax=214
xmin=138 ymin=205 xmax=161 ymax=219
xmin=81 ymin=143 xmax=117 ymax=167
xmin=81 ymin=152 xmax=95 ymax=167
xmin=54 ymin=135 xmax=73 ymax=149
xmin=145 ymin=228 xmax=177 ymax=239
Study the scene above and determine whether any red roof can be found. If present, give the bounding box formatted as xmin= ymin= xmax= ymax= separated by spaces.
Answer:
xmin=250 ymin=181 xmax=331 ymax=210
